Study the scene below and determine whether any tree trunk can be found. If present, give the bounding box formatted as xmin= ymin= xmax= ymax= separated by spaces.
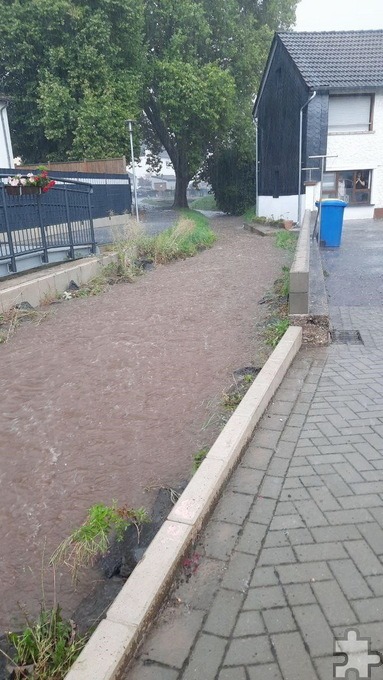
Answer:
xmin=173 ymin=172 xmax=189 ymax=208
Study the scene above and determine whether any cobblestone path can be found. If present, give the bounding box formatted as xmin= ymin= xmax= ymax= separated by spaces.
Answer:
xmin=125 ymin=305 xmax=383 ymax=679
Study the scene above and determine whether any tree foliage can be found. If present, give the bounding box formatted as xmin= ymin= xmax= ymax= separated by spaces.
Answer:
xmin=0 ymin=0 xmax=143 ymax=162
xmin=0 ymin=0 xmax=297 ymax=208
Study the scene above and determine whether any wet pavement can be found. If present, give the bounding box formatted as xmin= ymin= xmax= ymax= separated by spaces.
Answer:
xmin=321 ymin=218 xmax=383 ymax=307
xmin=124 ymin=217 xmax=383 ymax=680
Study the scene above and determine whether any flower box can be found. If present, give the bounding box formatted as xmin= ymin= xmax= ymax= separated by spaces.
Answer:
xmin=5 ymin=186 xmax=42 ymax=196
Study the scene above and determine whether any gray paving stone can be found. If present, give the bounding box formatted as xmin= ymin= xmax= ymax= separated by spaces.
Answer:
xmin=307 ymin=454 xmax=346 ymax=465
xmin=338 ymin=494 xmax=382 ymax=509
xmin=262 ymin=607 xmax=296 ymax=633
xmin=140 ymin=609 xmax=205 ymax=669
xmin=333 ymin=462 xmax=364 ymax=483
xmin=295 ymin=542 xmax=347 ymax=562
xmin=213 ymin=492 xmax=253 ymax=525
xmin=242 ymin=446 xmax=274 ymax=470
xmin=344 ymin=539 xmax=383 ymax=576
xmin=182 ymin=634 xmax=227 ymax=680
xmin=287 ymin=465 xmax=316 ymax=477
xmin=223 ymin=635 xmax=273 ymax=666
xmin=280 ymin=488 xmax=311 ymax=501
xmin=286 ymin=528 xmax=314 ymax=545
xmin=258 ymin=546 xmax=296 ymax=566
xmin=267 ymin=457 xmax=290 ymax=477
xmin=357 ymin=522 xmax=383 ymax=554
xmin=175 ymin=557 xmax=226 ymax=610
xmin=263 ymin=531 xmax=290 ymax=549
xmin=228 ymin=468 xmax=265 ymax=496
xmin=320 ymin=473 xmax=353 ymax=497
xmin=308 ymin=486 xmax=341 ymax=511
xmin=269 ymin=514 xmax=304 ymax=531
xmin=354 ymin=441 xmax=382 ymax=460
xmin=353 ymin=597 xmax=383 ymax=622
xmin=313 ymin=656 xmax=338 ymax=680
xmin=128 ymin=665 xmax=179 ymax=680
xmin=221 ymin=551 xmax=256 ymax=592
xmin=293 ymin=603 xmax=334 ymax=657
xmin=277 ymin=562 xmax=332 ymax=584
xmin=243 ymin=585 xmax=287 ymax=611
xmin=204 ymin=589 xmax=243 ymax=637
xmin=280 ymin=426 xmax=302 ymax=443
xmin=295 ymin=499 xmax=328 ymax=527
xmin=275 ymin=441 xmax=296 ymax=458
xmin=268 ymin=400 xmax=295 ymax=416
xmin=259 ymin=475 xmax=284 ymax=499
xmin=366 ymin=575 xmax=383 ymax=596
xmin=271 ymin=631 xmax=318 ymax=679
xmin=248 ymin=497 xmax=277 ymax=525
xmin=326 ymin=508 xmax=374 ymax=525
xmin=233 ymin=610 xmax=265 ymax=637
xmin=344 ymin=451 xmax=374 ymax=471
xmin=284 ymin=583 xmax=316 ymax=606
xmin=247 ymin=664 xmax=283 ymax=680
xmin=250 ymin=566 xmax=279 ymax=587
xmin=218 ymin=668 xmax=247 ymax=680
xmin=252 ymin=428 xmax=281 ymax=449
xmin=311 ymin=525 xmax=361 ymax=542
xmin=329 ymin=559 xmax=373 ymax=599
xmin=236 ymin=522 xmax=267 ymax=556
xmin=311 ymin=580 xmax=357 ymax=626
xmin=370 ymin=507 xmax=383 ymax=527
xmin=274 ymin=501 xmax=296 ymax=515
xmin=202 ymin=521 xmax=242 ymax=561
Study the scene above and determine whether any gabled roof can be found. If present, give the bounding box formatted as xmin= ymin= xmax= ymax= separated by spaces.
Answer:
xmin=278 ymin=30 xmax=383 ymax=89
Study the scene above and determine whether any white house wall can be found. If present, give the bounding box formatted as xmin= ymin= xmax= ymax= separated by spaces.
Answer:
xmin=326 ymin=88 xmax=383 ymax=218
xmin=258 ymin=194 xmax=301 ymax=222
xmin=0 ymin=102 xmax=14 ymax=168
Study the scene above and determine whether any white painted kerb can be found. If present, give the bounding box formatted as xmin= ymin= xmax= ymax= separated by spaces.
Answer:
xmin=65 ymin=326 xmax=302 ymax=680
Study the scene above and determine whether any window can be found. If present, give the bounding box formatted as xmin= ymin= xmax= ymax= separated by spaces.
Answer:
xmin=322 ymin=170 xmax=371 ymax=205
xmin=328 ymin=95 xmax=373 ymax=133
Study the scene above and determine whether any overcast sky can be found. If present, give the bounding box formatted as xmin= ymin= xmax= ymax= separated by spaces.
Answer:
xmin=295 ymin=0 xmax=383 ymax=31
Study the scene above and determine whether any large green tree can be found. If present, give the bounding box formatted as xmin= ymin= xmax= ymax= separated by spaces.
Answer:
xmin=0 ymin=0 xmax=143 ymax=163
xmin=0 ymin=0 xmax=297 ymax=208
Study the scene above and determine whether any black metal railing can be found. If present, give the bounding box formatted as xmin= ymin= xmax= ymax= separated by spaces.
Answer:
xmin=0 ymin=174 xmax=96 ymax=275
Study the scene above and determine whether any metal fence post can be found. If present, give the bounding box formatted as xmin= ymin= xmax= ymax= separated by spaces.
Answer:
xmin=87 ymin=188 xmax=96 ymax=254
xmin=1 ymin=185 xmax=16 ymax=273
xmin=63 ymin=183 xmax=75 ymax=260
xmin=36 ymin=192 xmax=49 ymax=263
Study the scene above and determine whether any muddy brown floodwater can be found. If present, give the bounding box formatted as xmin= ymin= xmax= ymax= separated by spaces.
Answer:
xmin=0 ymin=216 xmax=287 ymax=632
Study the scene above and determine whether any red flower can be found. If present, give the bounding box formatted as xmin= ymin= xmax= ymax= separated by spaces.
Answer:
xmin=42 ymin=180 xmax=56 ymax=193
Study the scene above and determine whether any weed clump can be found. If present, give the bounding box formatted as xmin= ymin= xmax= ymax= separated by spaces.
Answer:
xmin=5 ymin=606 xmax=87 ymax=680
xmin=50 ymin=503 xmax=149 ymax=580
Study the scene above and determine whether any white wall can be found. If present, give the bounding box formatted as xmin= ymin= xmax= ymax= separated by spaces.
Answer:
xmin=0 ymin=101 xmax=14 ymax=168
xmin=258 ymin=194 xmax=300 ymax=222
xmin=326 ymin=88 xmax=383 ymax=214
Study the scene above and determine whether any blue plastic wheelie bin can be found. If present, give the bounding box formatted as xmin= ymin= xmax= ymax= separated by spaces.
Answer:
xmin=315 ymin=199 xmax=347 ymax=247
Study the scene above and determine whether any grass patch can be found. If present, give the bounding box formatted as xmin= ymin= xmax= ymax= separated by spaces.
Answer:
xmin=4 ymin=607 xmax=87 ymax=680
xmin=138 ymin=209 xmax=216 ymax=264
xmin=0 ymin=306 xmax=49 ymax=344
xmin=264 ymin=317 xmax=290 ymax=348
xmin=275 ymin=230 xmax=297 ymax=253
xmin=190 ymin=195 xmax=217 ymax=210
xmin=192 ymin=447 xmax=209 ymax=473
xmin=50 ymin=503 xmax=149 ymax=580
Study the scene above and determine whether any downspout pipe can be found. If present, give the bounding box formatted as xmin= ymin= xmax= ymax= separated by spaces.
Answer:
xmin=0 ymin=103 xmax=13 ymax=168
xmin=298 ymin=90 xmax=316 ymax=226
xmin=254 ymin=116 xmax=259 ymax=217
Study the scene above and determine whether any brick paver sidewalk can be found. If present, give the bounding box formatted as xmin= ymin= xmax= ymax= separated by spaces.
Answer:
xmin=124 ymin=306 xmax=383 ymax=680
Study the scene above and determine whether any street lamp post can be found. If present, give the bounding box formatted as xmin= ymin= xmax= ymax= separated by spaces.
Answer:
xmin=126 ymin=119 xmax=139 ymax=223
